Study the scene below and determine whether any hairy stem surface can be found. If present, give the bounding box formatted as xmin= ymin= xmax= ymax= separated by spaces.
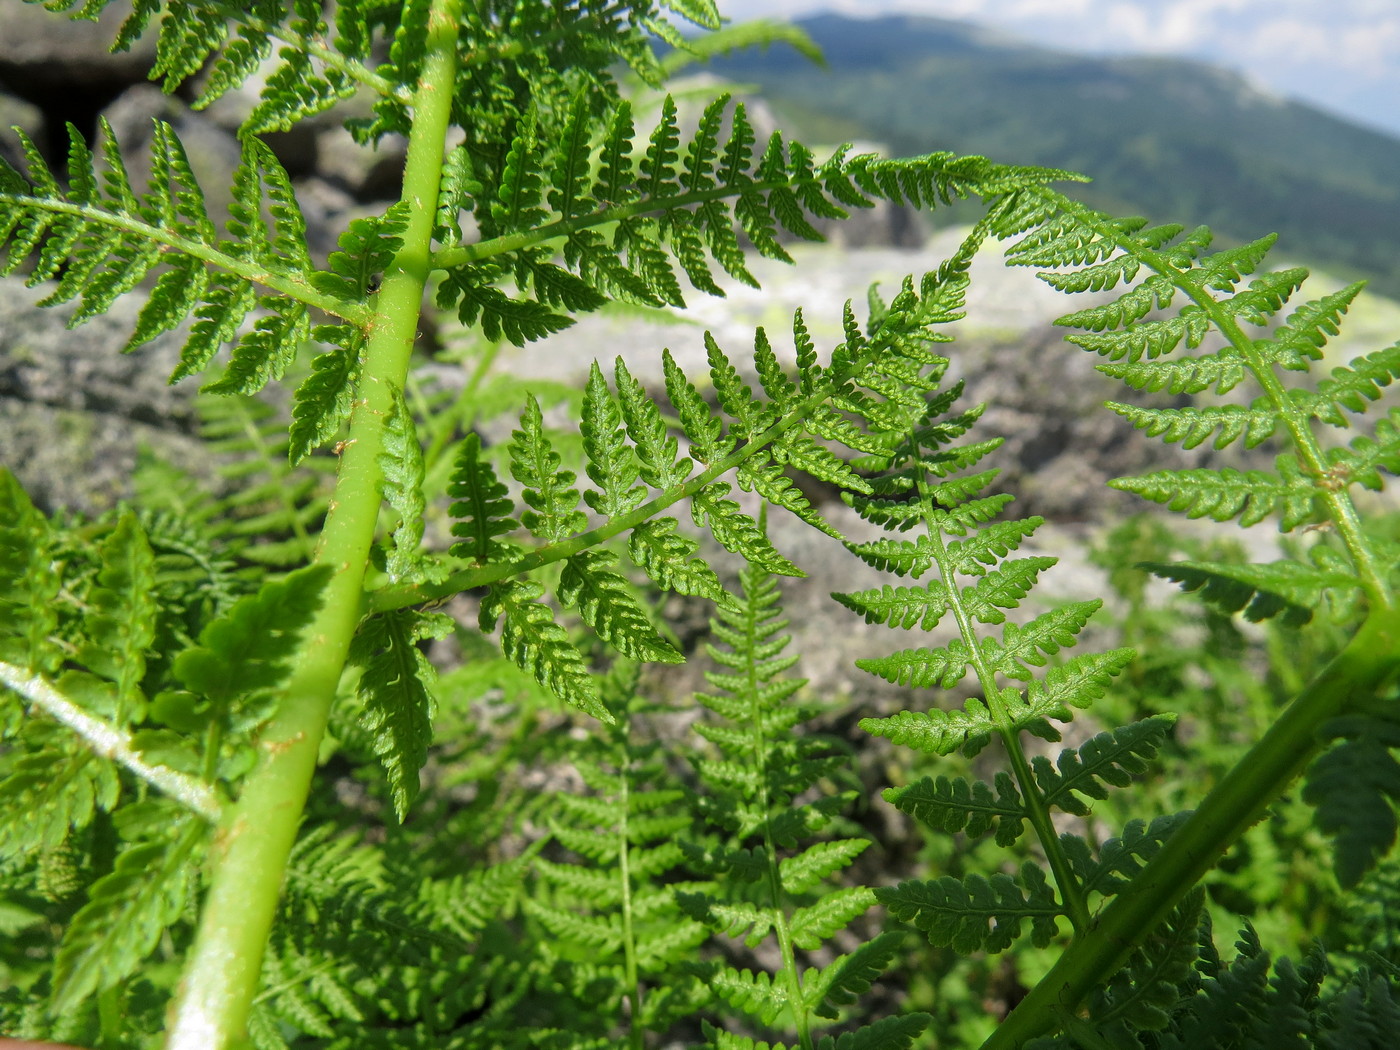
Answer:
xmin=162 ymin=2 xmax=463 ymax=1045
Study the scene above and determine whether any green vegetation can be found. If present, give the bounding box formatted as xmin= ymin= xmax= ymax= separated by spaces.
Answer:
xmin=1 ymin=3 xmax=1399 ymax=1049
xmin=708 ymin=13 xmax=1400 ymax=298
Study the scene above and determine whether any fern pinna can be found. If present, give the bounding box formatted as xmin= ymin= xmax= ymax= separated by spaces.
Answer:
xmin=681 ymin=557 xmax=930 ymax=1050
xmin=520 ymin=664 xmax=708 ymax=1050
xmin=826 ymin=283 xmax=1170 ymax=980
xmin=962 ymin=190 xmax=1400 ymax=1045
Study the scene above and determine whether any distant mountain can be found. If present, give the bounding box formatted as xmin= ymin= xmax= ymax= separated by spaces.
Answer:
xmin=707 ymin=14 xmax=1400 ymax=297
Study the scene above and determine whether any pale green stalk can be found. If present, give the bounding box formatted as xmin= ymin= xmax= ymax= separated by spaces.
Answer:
xmin=985 ymin=603 xmax=1400 ymax=1048
xmin=162 ymin=2 xmax=463 ymax=1045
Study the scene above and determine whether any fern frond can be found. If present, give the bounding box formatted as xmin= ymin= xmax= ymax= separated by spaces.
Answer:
xmin=51 ymin=805 xmax=204 ymax=1013
xmin=884 ymin=773 xmax=1025 ymax=847
xmin=1141 ymin=557 xmax=1358 ymax=625
xmin=803 ymin=930 xmax=908 ymax=1018
xmin=1107 ymin=401 xmax=1279 ymax=451
xmin=170 ymin=565 xmax=332 ymax=721
xmin=627 ymin=518 xmax=725 ymax=600
xmin=1109 ymin=460 xmax=1319 ymax=529
xmin=876 ymin=861 xmax=1063 ymax=953
xmin=510 ymin=395 xmax=588 ymax=542
xmin=858 ymin=698 xmax=994 ymax=757
xmin=557 ymin=550 xmax=681 ymax=664
xmin=379 ymin=385 xmax=428 ymax=583
xmin=0 ymin=121 xmax=356 ymax=393
xmin=989 ymin=600 xmax=1103 ymax=679
xmin=1304 ymin=709 xmax=1400 ymax=888
xmin=788 ymin=886 xmax=877 ymax=949
xmin=0 ymin=739 xmax=120 ymax=863
xmin=1032 ymin=716 xmax=1177 ymax=817
xmin=1079 ymin=889 xmax=1204 ymax=1037
xmin=347 ymin=609 xmax=452 ymax=821
xmin=449 ymin=433 xmax=522 ymax=566
xmin=855 ymin=638 xmax=974 ymax=691
xmin=708 ymin=967 xmax=790 ymax=1026
xmin=581 ymin=363 xmax=646 ymax=519
xmin=479 ymin=580 xmax=609 ymax=723
xmin=1308 ymin=343 xmax=1400 ymax=423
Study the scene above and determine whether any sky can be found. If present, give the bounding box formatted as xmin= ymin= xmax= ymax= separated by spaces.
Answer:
xmin=712 ymin=0 xmax=1400 ymax=138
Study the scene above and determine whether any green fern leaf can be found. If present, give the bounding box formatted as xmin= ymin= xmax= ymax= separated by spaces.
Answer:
xmin=692 ymin=484 xmax=804 ymax=577
xmin=877 ymin=861 xmax=1063 ymax=953
xmin=288 ymin=338 xmax=361 ymax=465
xmin=664 ymin=348 xmax=732 ymax=463
xmin=1304 ymin=710 xmax=1400 ymax=888
xmin=1140 ymin=558 xmax=1356 ymax=625
xmin=171 ymin=564 xmax=332 ymax=719
xmin=52 ymin=808 xmax=204 ymax=1012
xmin=448 ymin=433 xmax=521 ymax=566
xmin=1034 ymin=715 xmax=1177 ymax=816
xmin=1067 ymin=309 xmax=1212 ymax=363
xmin=1108 ymin=402 xmax=1280 ymax=450
xmin=676 ymin=894 xmax=778 ymax=949
xmin=76 ymin=512 xmax=158 ymax=724
xmin=708 ymin=332 xmax=770 ymax=437
xmin=1008 ymin=647 xmax=1137 ymax=744
xmin=1266 ymin=282 xmax=1366 ymax=365
xmin=817 ymin=1013 xmax=933 ymax=1050
xmin=480 ymin=580 xmax=609 ymax=722
xmin=440 ymin=267 xmax=574 ymax=345
xmin=788 ymin=885 xmax=877 ymax=950
xmin=845 ymin=536 xmax=939 ymax=578
xmin=310 ymin=203 xmax=410 ymax=302
xmin=203 ymin=297 xmax=311 ymax=396
xmin=1083 ymin=889 xmax=1203 ymax=1036
xmin=510 ymin=395 xmax=587 ymax=542
xmin=557 ymin=550 xmax=682 ymax=664
xmin=855 ymin=637 xmax=975 ymax=691
xmin=737 ymin=457 xmax=838 ymax=538
xmin=581 ymin=363 xmax=645 ymax=518
xmin=804 ymin=930 xmax=907 ymax=1018
xmin=0 ymin=471 xmax=61 ymax=673
xmin=1056 ymin=274 xmax=1178 ymax=333
xmin=171 ymin=277 xmax=259 ymax=383
xmin=1097 ymin=349 xmax=1246 ymax=395
xmin=884 ymin=772 xmax=1025 ymax=846
xmin=1079 ymin=813 xmax=1192 ymax=897
xmin=614 ymin=357 xmax=692 ymax=490
xmin=627 ymin=518 xmax=725 ymax=599
xmin=1334 ymin=407 xmax=1400 ymax=488
xmin=989 ymin=600 xmax=1103 ymax=679
xmin=1110 ymin=458 xmax=1318 ymax=529
xmin=348 ymin=609 xmax=452 ymax=822
xmin=379 ymin=385 xmax=427 ymax=583
xmin=708 ymin=966 xmax=790 ymax=1025
xmin=858 ymin=696 xmax=995 ymax=758
xmin=831 ymin=581 xmax=954 ymax=631
xmin=1308 ymin=343 xmax=1400 ymax=423
xmin=960 ymin=556 xmax=1058 ymax=623
xmin=0 ymin=745 xmax=120 ymax=862
xmin=942 ymin=518 xmax=1042 ymax=574
xmin=779 ymin=840 xmax=871 ymax=896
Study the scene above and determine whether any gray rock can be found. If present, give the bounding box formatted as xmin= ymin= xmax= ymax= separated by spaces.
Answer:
xmin=0 ymin=276 xmax=201 ymax=515
xmin=0 ymin=0 xmax=156 ymax=101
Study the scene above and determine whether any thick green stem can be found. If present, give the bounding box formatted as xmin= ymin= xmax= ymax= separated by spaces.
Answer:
xmin=162 ymin=3 xmax=463 ymax=1046
xmin=983 ymin=604 xmax=1400 ymax=1049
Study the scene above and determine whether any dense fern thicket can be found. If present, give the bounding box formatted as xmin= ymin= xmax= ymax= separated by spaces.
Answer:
xmin=1 ymin=2 xmax=1399 ymax=1049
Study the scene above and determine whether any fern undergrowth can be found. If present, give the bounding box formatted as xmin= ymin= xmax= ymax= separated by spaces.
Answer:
xmin=1 ymin=1 xmax=1399 ymax=1049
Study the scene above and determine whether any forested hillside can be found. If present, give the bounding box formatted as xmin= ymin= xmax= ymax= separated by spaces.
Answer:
xmin=709 ymin=13 xmax=1400 ymax=296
